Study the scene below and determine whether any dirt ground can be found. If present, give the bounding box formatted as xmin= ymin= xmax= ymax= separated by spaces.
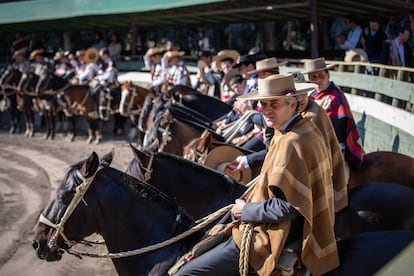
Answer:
xmin=0 ymin=129 xmax=138 ymax=276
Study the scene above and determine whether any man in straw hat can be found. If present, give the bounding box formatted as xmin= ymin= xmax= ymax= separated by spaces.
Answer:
xmin=164 ymin=50 xmax=190 ymax=89
xmin=213 ymin=49 xmax=240 ymax=102
xmin=143 ymin=47 xmax=167 ymax=93
xmin=76 ymin=48 xmax=99 ymax=85
xmin=229 ymin=71 xmax=348 ymax=213
xmin=303 ymin=57 xmax=364 ymax=171
xmin=175 ymin=74 xmax=339 ymax=276
xmin=29 ymin=48 xmax=53 ymax=94
xmin=89 ymin=48 xmax=117 ymax=119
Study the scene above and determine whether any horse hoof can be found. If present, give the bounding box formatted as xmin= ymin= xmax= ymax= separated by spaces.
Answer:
xmin=8 ymin=127 xmax=15 ymax=134
xmin=94 ymin=137 xmax=102 ymax=144
xmin=86 ymin=136 xmax=94 ymax=144
xmin=66 ymin=134 xmax=74 ymax=142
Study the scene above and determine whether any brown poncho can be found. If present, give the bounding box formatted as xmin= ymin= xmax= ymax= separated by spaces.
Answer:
xmin=232 ymin=118 xmax=339 ymax=276
xmin=302 ymin=98 xmax=348 ymax=212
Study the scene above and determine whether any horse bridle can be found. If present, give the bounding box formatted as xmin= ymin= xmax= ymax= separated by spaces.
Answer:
xmin=38 ymin=167 xmax=102 ymax=252
xmin=121 ymin=86 xmax=140 ymax=116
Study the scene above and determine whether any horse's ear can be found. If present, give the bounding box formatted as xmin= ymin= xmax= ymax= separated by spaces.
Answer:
xmin=100 ymin=148 xmax=114 ymax=167
xmin=129 ymin=143 xmax=149 ymax=163
xmin=80 ymin=152 xmax=100 ymax=178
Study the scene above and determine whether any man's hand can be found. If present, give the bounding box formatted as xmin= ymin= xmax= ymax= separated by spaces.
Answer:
xmin=231 ymin=199 xmax=246 ymax=219
xmin=227 ymin=155 xmax=246 ymax=172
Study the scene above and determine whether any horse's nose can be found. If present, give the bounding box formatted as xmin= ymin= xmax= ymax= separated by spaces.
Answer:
xmin=32 ymin=240 xmax=40 ymax=250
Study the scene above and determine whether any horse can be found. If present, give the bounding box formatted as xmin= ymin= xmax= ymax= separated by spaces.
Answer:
xmin=349 ymin=151 xmax=414 ymax=189
xmin=17 ymin=70 xmax=39 ymax=137
xmin=35 ymin=72 xmax=70 ymax=139
xmin=32 ymin=150 xmax=414 ymax=276
xmin=0 ymin=68 xmax=24 ymax=134
xmin=141 ymin=99 xmax=223 ymax=155
xmin=168 ymin=85 xmax=232 ymax=121
xmin=57 ymin=84 xmax=103 ymax=144
xmin=127 ymin=144 xmax=246 ymax=220
xmin=127 ymin=145 xmax=414 ymax=240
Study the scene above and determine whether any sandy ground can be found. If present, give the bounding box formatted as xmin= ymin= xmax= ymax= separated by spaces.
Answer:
xmin=0 ymin=130 xmax=138 ymax=276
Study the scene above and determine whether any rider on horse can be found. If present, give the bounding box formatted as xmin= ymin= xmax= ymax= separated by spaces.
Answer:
xmin=89 ymin=47 xmax=118 ymax=119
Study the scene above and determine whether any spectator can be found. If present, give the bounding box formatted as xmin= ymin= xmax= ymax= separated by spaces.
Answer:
xmin=108 ymin=32 xmax=123 ymax=61
xmin=336 ymin=15 xmax=363 ymax=50
xmin=91 ymin=31 xmax=107 ymax=50
xmin=380 ymin=26 xmax=412 ymax=67
xmin=360 ymin=18 xmax=388 ymax=63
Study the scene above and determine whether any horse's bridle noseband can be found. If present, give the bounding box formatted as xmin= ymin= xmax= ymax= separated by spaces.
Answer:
xmin=38 ymin=167 xmax=102 ymax=252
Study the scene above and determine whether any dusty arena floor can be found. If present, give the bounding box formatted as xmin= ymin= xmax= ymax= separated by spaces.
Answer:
xmin=0 ymin=130 xmax=138 ymax=275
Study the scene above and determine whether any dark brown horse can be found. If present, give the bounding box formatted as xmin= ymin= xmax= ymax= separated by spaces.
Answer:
xmin=33 ymin=150 xmax=414 ymax=276
xmin=0 ymin=68 xmax=23 ymax=133
xmin=349 ymin=151 xmax=414 ymax=189
xmin=119 ymin=81 xmax=151 ymax=117
xmin=35 ymin=72 xmax=69 ymax=139
xmin=57 ymin=84 xmax=103 ymax=143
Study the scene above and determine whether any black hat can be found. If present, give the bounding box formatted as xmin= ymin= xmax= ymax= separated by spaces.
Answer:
xmin=233 ymin=53 xmax=262 ymax=68
xmin=199 ymin=50 xmax=213 ymax=58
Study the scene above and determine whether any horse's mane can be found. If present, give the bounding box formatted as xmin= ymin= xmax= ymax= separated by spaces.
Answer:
xmin=157 ymin=151 xmax=244 ymax=187
xmin=65 ymin=160 xmax=195 ymax=227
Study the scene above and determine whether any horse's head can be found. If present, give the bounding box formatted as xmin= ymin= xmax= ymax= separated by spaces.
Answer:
xmin=32 ymin=150 xmax=113 ymax=261
xmin=119 ymin=81 xmax=150 ymax=116
xmin=126 ymin=143 xmax=150 ymax=181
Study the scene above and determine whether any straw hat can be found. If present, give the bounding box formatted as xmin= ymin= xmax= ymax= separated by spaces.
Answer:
xmin=12 ymin=48 xmax=26 ymax=59
xmin=29 ymin=48 xmax=44 ymax=60
xmin=247 ymin=57 xmax=287 ymax=75
xmin=224 ymin=68 xmax=244 ymax=88
xmin=84 ymin=47 xmax=99 ymax=63
xmin=344 ymin=48 xmax=368 ymax=62
xmin=76 ymin=49 xmax=85 ymax=57
xmin=302 ymin=57 xmax=337 ymax=74
xmin=237 ymin=74 xmax=316 ymax=101
xmin=163 ymin=50 xmax=185 ymax=61
xmin=145 ymin=47 xmax=163 ymax=57
xmin=213 ymin=49 xmax=240 ymax=68
xmin=204 ymin=145 xmax=252 ymax=184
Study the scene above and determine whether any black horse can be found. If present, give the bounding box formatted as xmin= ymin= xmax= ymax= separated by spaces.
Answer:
xmin=33 ymin=150 xmax=414 ymax=276
xmin=127 ymin=146 xmax=414 ymax=240
xmin=0 ymin=68 xmax=23 ymax=134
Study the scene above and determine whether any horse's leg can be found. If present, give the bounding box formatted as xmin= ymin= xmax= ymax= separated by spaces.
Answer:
xmin=50 ymin=112 xmax=56 ymax=140
xmin=94 ymin=120 xmax=103 ymax=144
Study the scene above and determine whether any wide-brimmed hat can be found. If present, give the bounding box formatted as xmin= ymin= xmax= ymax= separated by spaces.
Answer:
xmin=145 ymin=47 xmax=163 ymax=57
xmin=213 ymin=49 xmax=240 ymax=68
xmin=247 ymin=57 xmax=287 ymax=75
xmin=29 ymin=48 xmax=44 ymax=60
xmin=344 ymin=48 xmax=368 ymax=62
xmin=237 ymin=74 xmax=316 ymax=101
xmin=224 ymin=68 xmax=244 ymax=88
xmin=302 ymin=57 xmax=337 ymax=74
xmin=76 ymin=49 xmax=85 ymax=57
xmin=233 ymin=53 xmax=262 ymax=68
xmin=204 ymin=145 xmax=252 ymax=184
xmin=12 ymin=48 xmax=26 ymax=59
xmin=163 ymin=50 xmax=185 ymax=61
xmin=84 ymin=47 xmax=99 ymax=63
